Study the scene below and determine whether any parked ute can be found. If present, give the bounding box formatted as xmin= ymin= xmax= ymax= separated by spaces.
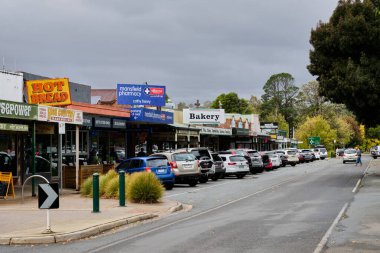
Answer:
xmin=116 ymin=156 xmax=175 ymax=190
xmin=152 ymin=151 xmax=200 ymax=187
xmin=218 ymin=154 xmax=249 ymax=178
xmin=184 ymin=147 xmax=215 ymax=183
xmin=370 ymin=146 xmax=380 ymax=159
xmin=211 ymin=153 xmax=226 ymax=181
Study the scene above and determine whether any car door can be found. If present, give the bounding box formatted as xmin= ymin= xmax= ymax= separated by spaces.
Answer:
xmin=129 ymin=159 xmax=144 ymax=174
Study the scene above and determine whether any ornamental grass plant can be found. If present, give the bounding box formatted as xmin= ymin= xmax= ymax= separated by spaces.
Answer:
xmin=126 ymin=172 xmax=164 ymax=203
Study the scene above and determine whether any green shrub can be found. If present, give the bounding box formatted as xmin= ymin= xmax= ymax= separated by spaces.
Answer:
xmin=80 ymin=176 xmax=93 ymax=197
xmin=104 ymin=176 xmax=120 ymax=198
xmin=100 ymin=170 xmax=119 ymax=196
xmin=126 ymin=172 xmax=164 ymax=203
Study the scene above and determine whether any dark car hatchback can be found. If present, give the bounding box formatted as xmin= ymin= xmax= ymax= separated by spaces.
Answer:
xmin=211 ymin=153 xmax=226 ymax=181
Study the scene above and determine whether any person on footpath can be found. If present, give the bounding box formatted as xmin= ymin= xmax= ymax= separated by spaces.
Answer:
xmin=355 ymin=146 xmax=362 ymax=166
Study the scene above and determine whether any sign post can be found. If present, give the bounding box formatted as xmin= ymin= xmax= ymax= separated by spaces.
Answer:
xmin=38 ymin=183 xmax=59 ymax=233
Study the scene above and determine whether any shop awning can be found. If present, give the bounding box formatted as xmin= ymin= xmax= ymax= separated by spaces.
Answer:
xmin=66 ymin=102 xmax=130 ymax=118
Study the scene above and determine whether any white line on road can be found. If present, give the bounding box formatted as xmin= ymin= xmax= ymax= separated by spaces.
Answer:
xmin=313 ymin=203 xmax=349 ymax=253
xmin=352 ymin=161 xmax=371 ymax=193
xmin=86 ymin=176 xmax=302 ymax=253
xmin=352 ymin=179 xmax=361 ymax=193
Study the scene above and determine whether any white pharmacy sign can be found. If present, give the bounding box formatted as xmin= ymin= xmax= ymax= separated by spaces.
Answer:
xmin=183 ymin=109 xmax=225 ymax=125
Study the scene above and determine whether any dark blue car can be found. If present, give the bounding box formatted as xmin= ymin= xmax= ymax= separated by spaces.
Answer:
xmin=116 ymin=156 xmax=175 ymax=190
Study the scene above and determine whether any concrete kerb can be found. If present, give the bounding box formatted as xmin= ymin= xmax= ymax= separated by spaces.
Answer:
xmin=1 ymin=213 xmax=159 ymax=245
xmin=168 ymin=202 xmax=183 ymax=213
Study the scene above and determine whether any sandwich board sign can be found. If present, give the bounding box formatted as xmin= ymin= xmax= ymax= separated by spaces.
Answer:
xmin=38 ymin=183 xmax=59 ymax=209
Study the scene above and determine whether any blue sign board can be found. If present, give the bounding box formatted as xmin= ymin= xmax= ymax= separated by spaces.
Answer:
xmin=129 ymin=108 xmax=173 ymax=124
xmin=117 ymin=84 xmax=166 ymax=106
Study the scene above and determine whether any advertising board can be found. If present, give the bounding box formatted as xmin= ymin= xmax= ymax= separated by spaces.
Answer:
xmin=117 ymin=84 xmax=166 ymax=106
xmin=26 ymin=78 xmax=72 ymax=106
xmin=130 ymin=108 xmax=173 ymax=124
xmin=38 ymin=105 xmax=83 ymax=125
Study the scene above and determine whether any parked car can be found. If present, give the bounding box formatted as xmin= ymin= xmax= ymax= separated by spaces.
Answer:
xmin=314 ymin=148 xmax=328 ymax=160
xmin=186 ymin=147 xmax=215 ymax=183
xmin=241 ymin=149 xmax=264 ymax=173
xmin=152 ymin=151 xmax=200 ymax=187
xmin=370 ymin=146 xmax=380 ymax=159
xmin=116 ymin=156 xmax=175 ymax=190
xmin=298 ymin=152 xmax=305 ymax=163
xmin=218 ymin=154 xmax=249 ymax=178
xmin=265 ymin=151 xmax=282 ymax=169
xmin=336 ymin=148 xmax=345 ymax=157
xmin=211 ymin=153 xmax=226 ymax=181
xmin=284 ymin=149 xmax=299 ymax=166
xmin=300 ymin=149 xmax=313 ymax=163
xmin=220 ymin=149 xmax=254 ymax=173
xmin=313 ymin=149 xmax=321 ymax=160
xmin=343 ymin=149 xmax=357 ymax=164
xmin=274 ymin=150 xmax=287 ymax=167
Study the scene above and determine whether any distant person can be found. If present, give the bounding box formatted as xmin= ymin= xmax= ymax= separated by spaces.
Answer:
xmin=136 ymin=148 xmax=146 ymax=157
xmin=355 ymin=147 xmax=362 ymax=166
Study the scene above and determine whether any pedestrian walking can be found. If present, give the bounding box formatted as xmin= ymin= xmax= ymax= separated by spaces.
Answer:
xmin=355 ymin=147 xmax=362 ymax=166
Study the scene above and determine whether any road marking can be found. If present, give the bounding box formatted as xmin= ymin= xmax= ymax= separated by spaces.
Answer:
xmin=165 ymin=181 xmax=240 ymax=198
xmin=352 ymin=179 xmax=361 ymax=193
xmin=85 ymin=176 xmax=302 ymax=253
xmin=313 ymin=203 xmax=349 ymax=253
xmin=352 ymin=161 xmax=371 ymax=193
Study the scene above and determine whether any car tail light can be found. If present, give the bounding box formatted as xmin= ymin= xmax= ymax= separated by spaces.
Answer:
xmin=145 ymin=167 xmax=151 ymax=172
xmin=284 ymin=155 xmax=288 ymax=159
xmin=169 ymin=161 xmax=178 ymax=168
xmin=228 ymin=162 xmax=236 ymax=165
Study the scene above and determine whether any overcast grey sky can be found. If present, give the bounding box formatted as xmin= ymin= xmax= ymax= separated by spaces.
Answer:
xmin=0 ymin=0 xmax=337 ymax=104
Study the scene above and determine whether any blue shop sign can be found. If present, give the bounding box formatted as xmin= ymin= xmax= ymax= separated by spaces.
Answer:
xmin=130 ymin=108 xmax=173 ymax=124
xmin=117 ymin=84 xmax=166 ymax=106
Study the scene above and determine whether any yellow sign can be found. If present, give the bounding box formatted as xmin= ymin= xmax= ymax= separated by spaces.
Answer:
xmin=26 ymin=78 xmax=72 ymax=106
xmin=0 ymin=172 xmax=15 ymax=199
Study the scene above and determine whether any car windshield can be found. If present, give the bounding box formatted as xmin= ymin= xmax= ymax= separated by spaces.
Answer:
xmin=287 ymin=151 xmax=296 ymax=155
xmin=230 ymin=155 xmax=246 ymax=162
xmin=211 ymin=154 xmax=222 ymax=161
xmin=173 ymin=153 xmax=195 ymax=162
xmin=190 ymin=149 xmax=210 ymax=159
xmin=147 ymin=158 xmax=168 ymax=167
xmin=344 ymin=149 xmax=356 ymax=154
xmin=246 ymin=151 xmax=259 ymax=157
xmin=320 ymin=148 xmax=327 ymax=152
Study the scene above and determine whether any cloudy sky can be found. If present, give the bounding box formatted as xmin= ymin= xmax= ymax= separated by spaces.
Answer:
xmin=0 ymin=0 xmax=337 ymax=105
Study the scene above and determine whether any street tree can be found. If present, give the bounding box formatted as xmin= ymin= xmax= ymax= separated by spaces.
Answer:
xmin=295 ymin=115 xmax=337 ymax=150
xmin=177 ymin=102 xmax=188 ymax=110
xmin=261 ymin=73 xmax=299 ymax=127
xmin=211 ymin=92 xmax=253 ymax=114
xmin=249 ymin=95 xmax=262 ymax=114
xmin=308 ymin=0 xmax=380 ymax=126
xmin=263 ymin=112 xmax=289 ymax=135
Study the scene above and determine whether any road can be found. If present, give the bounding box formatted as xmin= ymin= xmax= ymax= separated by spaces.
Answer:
xmin=2 ymin=156 xmax=369 ymax=253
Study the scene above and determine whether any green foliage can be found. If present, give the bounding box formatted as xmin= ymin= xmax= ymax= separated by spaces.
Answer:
xmin=308 ymin=0 xmax=380 ymax=126
xmin=104 ymin=176 xmax=120 ymax=199
xmin=126 ymin=172 xmax=164 ymax=203
xmin=261 ymin=73 xmax=299 ymax=127
xmin=99 ymin=170 xmax=118 ymax=196
xmin=295 ymin=115 xmax=337 ymax=150
xmin=211 ymin=92 xmax=253 ymax=114
xmin=80 ymin=176 xmax=93 ymax=197
xmin=263 ymin=112 xmax=289 ymax=135
xmin=367 ymin=125 xmax=380 ymax=139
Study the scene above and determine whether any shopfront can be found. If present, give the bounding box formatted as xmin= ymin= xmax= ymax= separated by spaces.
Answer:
xmin=199 ymin=126 xmax=232 ymax=151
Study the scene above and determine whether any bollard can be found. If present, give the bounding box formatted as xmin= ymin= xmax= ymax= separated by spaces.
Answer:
xmin=119 ymin=170 xmax=126 ymax=207
xmin=93 ymin=173 xmax=100 ymax=213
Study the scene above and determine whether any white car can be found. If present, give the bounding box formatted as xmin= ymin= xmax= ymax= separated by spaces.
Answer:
xmin=313 ymin=149 xmax=321 ymax=159
xmin=284 ymin=149 xmax=299 ymax=166
xmin=343 ymin=149 xmax=357 ymax=164
xmin=314 ymin=148 xmax=328 ymax=160
xmin=219 ymin=154 xmax=249 ymax=179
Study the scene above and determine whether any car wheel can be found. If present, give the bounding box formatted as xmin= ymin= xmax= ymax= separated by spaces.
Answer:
xmin=343 ymin=161 xmax=346 ymax=164
xmin=199 ymin=176 xmax=208 ymax=183
xmin=374 ymin=156 xmax=378 ymax=159
xmin=165 ymin=184 xmax=174 ymax=190
xmin=291 ymin=163 xmax=296 ymax=167
xmin=188 ymin=179 xmax=197 ymax=187
xmin=236 ymin=174 xmax=245 ymax=179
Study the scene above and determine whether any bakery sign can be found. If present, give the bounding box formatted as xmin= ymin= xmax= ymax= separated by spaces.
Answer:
xmin=38 ymin=105 xmax=83 ymax=125
xmin=183 ymin=109 xmax=225 ymax=125
xmin=25 ymin=78 xmax=72 ymax=106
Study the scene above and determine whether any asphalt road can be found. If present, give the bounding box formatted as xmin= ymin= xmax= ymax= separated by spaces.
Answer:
xmin=2 ymin=156 xmax=369 ymax=253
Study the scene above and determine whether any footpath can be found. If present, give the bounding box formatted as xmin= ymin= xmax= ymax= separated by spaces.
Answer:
xmin=325 ymin=158 xmax=380 ymax=252
xmin=0 ymin=187 xmax=183 ymax=245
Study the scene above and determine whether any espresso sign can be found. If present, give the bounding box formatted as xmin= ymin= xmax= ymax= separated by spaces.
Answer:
xmin=26 ymin=78 xmax=72 ymax=106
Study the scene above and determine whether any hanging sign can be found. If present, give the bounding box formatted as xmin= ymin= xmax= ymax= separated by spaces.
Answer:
xmin=26 ymin=78 xmax=72 ymax=106
xmin=58 ymin=122 xmax=66 ymax=134
xmin=0 ymin=123 xmax=28 ymax=132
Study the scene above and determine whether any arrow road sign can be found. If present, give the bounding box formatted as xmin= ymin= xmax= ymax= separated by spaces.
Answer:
xmin=38 ymin=183 xmax=59 ymax=209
